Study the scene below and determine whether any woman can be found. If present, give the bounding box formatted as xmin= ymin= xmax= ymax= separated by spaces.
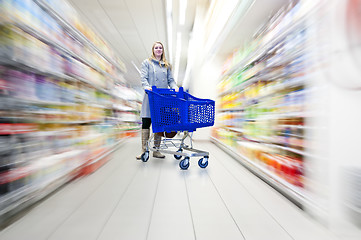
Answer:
xmin=136 ymin=41 xmax=178 ymax=159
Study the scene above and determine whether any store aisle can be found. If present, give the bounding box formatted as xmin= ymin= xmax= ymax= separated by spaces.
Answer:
xmin=0 ymin=138 xmax=341 ymax=240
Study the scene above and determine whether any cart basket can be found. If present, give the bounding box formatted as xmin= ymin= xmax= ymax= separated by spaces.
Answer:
xmin=146 ymin=86 xmax=215 ymax=133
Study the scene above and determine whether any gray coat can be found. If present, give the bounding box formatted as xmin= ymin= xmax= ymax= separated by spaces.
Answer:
xmin=140 ymin=58 xmax=177 ymax=118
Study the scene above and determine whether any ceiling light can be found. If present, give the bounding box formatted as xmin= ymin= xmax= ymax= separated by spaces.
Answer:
xmin=174 ymin=32 xmax=182 ymax=84
xmin=179 ymin=0 xmax=188 ymax=26
xmin=205 ymin=0 xmax=254 ymax=55
xmin=166 ymin=0 xmax=173 ymax=61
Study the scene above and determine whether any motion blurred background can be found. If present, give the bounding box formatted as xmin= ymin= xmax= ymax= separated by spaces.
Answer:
xmin=1 ymin=0 xmax=361 ymax=237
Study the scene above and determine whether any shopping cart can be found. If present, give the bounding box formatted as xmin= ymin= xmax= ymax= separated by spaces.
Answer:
xmin=140 ymin=86 xmax=215 ymax=169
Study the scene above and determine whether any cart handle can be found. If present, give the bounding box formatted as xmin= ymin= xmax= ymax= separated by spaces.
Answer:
xmin=145 ymin=87 xmax=186 ymax=102
xmin=146 ymin=86 xmax=214 ymax=103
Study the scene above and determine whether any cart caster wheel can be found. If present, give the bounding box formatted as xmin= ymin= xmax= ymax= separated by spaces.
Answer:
xmin=174 ymin=148 xmax=183 ymax=160
xmin=198 ymin=157 xmax=208 ymax=168
xmin=141 ymin=151 xmax=149 ymax=162
xmin=179 ymin=157 xmax=190 ymax=170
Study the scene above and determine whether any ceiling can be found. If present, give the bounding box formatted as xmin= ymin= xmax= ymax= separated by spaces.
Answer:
xmin=67 ymin=0 xmax=289 ymax=89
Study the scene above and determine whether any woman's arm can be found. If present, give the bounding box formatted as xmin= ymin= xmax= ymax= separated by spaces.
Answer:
xmin=140 ymin=60 xmax=152 ymax=90
xmin=167 ymin=68 xmax=179 ymax=91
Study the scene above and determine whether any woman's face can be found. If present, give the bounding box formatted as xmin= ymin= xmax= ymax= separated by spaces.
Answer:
xmin=153 ymin=43 xmax=163 ymax=59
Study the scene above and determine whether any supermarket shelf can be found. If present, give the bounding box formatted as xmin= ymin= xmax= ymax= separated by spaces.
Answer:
xmin=83 ymin=138 xmax=127 ymax=168
xmin=23 ymin=110 xmax=70 ymax=115
xmin=0 ymin=57 xmax=73 ymax=82
xmin=0 ymin=155 xmax=28 ymax=168
xmin=0 ymin=0 xmax=140 ymax=229
xmin=266 ymin=48 xmax=306 ymax=69
xmin=218 ymin=3 xmax=318 ymax=96
xmin=262 ymin=141 xmax=321 ymax=159
xmin=210 ymin=137 xmax=329 ymax=221
xmin=0 ymin=150 xmax=84 ymax=184
xmin=242 ymin=134 xmax=306 ymax=154
xmin=227 ymin=127 xmax=245 ymax=133
xmin=66 ymin=74 xmax=113 ymax=98
xmin=31 ymin=129 xmax=76 ymax=137
xmin=0 ymin=137 xmax=128 ymax=225
xmin=243 ymin=111 xmax=312 ymax=120
xmin=18 ymin=99 xmax=78 ymax=107
xmin=112 ymin=104 xmax=139 ymax=112
xmin=117 ymin=119 xmax=140 ymax=123
xmin=0 ymin=116 xmax=137 ymax=125
xmin=220 ymin=125 xmax=320 ymax=158
xmin=217 ymin=108 xmax=244 ymax=112
xmin=279 ymin=124 xmax=306 ymax=129
xmin=235 ymin=14 xmax=308 ymax=74
xmin=33 ymin=0 xmax=124 ymax=74
xmin=0 ymin=149 xmax=86 ymax=221
xmin=0 ymin=123 xmax=37 ymax=135
xmin=211 ymin=136 xmax=312 ymax=209
xmin=88 ymin=103 xmax=111 ymax=109
xmin=0 ymin=172 xmax=71 ymax=227
xmin=39 ymin=120 xmax=104 ymax=125
xmin=218 ymin=71 xmax=306 ymax=98
xmin=0 ymin=116 xmax=105 ymax=125
xmin=73 ymin=133 xmax=105 ymax=144
xmin=2 ymin=9 xmax=124 ymax=83
xmin=78 ymin=137 xmax=129 ymax=177
xmin=218 ymin=76 xmax=257 ymax=97
xmin=0 ymin=57 xmax=118 ymax=104
xmin=268 ymin=75 xmax=307 ymax=91
xmin=122 ymin=128 xmax=140 ymax=132
xmin=1 ymin=20 xmax=111 ymax=80
xmin=68 ymin=74 xmax=134 ymax=103
xmin=1 ymin=118 xmax=104 ymax=125
xmin=0 ymin=58 xmax=136 ymax=109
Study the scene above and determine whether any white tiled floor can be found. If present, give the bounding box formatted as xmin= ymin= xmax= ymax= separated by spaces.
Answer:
xmin=0 ymin=138 xmax=351 ymax=240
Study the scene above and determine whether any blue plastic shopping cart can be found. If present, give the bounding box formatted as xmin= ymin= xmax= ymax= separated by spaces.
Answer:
xmin=140 ymin=86 xmax=215 ymax=169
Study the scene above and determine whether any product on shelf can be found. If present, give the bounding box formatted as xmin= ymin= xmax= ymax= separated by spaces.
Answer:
xmin=0 ymin=0 xmax=140 ymax=223
xmin=213 ymin=0 xmax=314 ymax=196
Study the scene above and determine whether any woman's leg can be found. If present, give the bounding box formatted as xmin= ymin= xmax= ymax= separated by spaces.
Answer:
xmin=142 ymin=118 xmax=151 ymax=129
xmin=136 ymin=118 xmax=151 ymax=159
xmin=152 ymin=118 xmax=165 ymax=158
xmin=153 ymin=133 xmax=165 ymax=158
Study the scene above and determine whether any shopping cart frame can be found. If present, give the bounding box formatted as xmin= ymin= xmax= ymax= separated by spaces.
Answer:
xmin=140 ymin=130 xmax=210 ymax=169
xmin=140 ymin=87 xmax=214 ymax=169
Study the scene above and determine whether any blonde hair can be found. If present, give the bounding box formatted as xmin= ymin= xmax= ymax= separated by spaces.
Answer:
xmin=149 ymin=41 xmax=171 ymax=69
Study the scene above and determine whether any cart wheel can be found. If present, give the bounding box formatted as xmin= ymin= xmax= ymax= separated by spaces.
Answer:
xmin=198 ymin=157 xmax=208 ymax=168
xmin=179 ymin=157 xmax=190 ymax=170
xmin=141 ymin=151 xmax=149 ymax=162
xmin=174 ymin=148 xmax=183 ymax=160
